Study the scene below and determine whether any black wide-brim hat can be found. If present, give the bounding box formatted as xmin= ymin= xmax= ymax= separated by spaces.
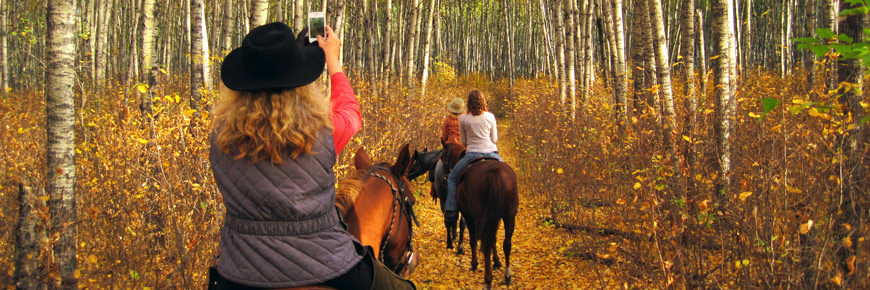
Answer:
xmin=221 ymin=22 xmax=325 ymax=91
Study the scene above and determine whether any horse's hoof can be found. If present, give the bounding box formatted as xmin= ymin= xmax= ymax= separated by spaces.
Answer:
xmin=493 ymin=263 xmax=501 ymax=270
xmin=503 ymin=266 xmax=512 ymax=285
xmin=447 ymin=244 xmax=453 ymax=249
xmin=470 ymin=265 xmax=477 ymax=271
xmin=457 ymin=248 xmax=464 ymax=255
xmin=481 ymin=284 xmax=492 ymax=290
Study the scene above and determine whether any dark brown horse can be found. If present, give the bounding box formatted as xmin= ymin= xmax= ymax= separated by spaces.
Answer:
xmin=442 ymin=142 xmax=519 ymax=289
xmin=335 ymin=144 xmax=420 ymax=277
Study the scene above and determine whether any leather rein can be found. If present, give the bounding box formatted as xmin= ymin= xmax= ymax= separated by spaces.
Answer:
xmin=367 ymin=165 xmax=420 ymax=276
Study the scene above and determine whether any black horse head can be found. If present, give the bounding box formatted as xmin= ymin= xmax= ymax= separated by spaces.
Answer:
xmin=408 ymin=148 xmax=442 ymax=181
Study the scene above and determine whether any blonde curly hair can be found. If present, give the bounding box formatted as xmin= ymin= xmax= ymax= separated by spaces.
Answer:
xmin=214 ymin=83 xmax=332 ymax=164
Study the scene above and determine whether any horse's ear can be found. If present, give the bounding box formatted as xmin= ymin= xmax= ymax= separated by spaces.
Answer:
xmin=354 ymin=147 xmax=372 ymax=170
xmin=392 ymin=144 xmax=412 ymax=177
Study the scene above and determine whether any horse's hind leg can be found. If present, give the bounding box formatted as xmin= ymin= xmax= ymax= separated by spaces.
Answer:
xmin=457 ymin=216 xmax=466 ymax=255
xmin=502 ymin=216 xmax=516 ymax=285
xmin=467 ymin=217 xmax=478 ymax=271
xmin=482 ymin=240 xmax=493 ymax=290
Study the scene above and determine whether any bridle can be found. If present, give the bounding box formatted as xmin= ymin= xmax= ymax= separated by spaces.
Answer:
xmin=367 ymin=165 xmax=420 ymax=277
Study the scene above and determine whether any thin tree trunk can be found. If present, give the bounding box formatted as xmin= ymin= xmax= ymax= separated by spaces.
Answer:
xmin=697 ymin=9 xmax=707 ymax=97
xmin=222 ymin=0 xmax=234 ymax=53
xmin=565 ymin=0 xmax=576 ymax=118
xmin=608 ymin=0 xmax=627 ymax=127
xmin=681 ymin=0 xmax=697 ymax=202
xmin=420 ymin=0 xmax=438 ymax=97
xmin=250 ymin=0 xmax=269 ymax=28
xmin=712 ymin=0 xmax=736 ymax=205
xmin=94 ymin=0 xmax=109 ymax=86
xmin=630 ymin=0 xmax=646 ymax=114
xmin=642 ymin=0 xmax=659 ymax=117
xmin=404 ymin=0 xmax=421 ymax=85
xmin=1 ymin=0 xmax=7 ymax=95
xmin=824 ymin=0 xmax=837 ymax=90
xmin=806 ymin=0 xmax=816 ymax=87
xmin=649 ymin=0 xmax=681 ymax=214
xmin=294 ymin=0 xmax=304 ymax=32
xmin=834 ymin=1 xmax=867 ymax=285
xmin=781 ymin=0 xmax=793 ymax=76
xmin=46 ymin=0 xmax=78 ymax=288
xmin=190 ymin=0 xmax=207 ymax=109
xmin=744 ymin=0 xmax=752 ymax=69
xmin=14 ymin=183 xmax=47 ymax=290
xmin=554 ymin=0 xmax=566 ymax=106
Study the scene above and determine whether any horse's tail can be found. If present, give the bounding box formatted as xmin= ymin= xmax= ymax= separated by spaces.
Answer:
xmin=480 ymin=164 xmax=508 ymax=247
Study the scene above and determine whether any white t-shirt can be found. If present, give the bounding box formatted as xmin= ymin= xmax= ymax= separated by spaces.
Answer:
xmin=459 ymin=112 xmax=498 ymax=153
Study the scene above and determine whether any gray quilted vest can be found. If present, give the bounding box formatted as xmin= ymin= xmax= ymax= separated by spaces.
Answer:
xmin=209 ymin=128 xmax=363 ymax=288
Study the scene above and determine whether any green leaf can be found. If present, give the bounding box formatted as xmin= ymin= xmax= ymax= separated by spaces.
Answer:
xmin=861 ymin=116 xmax=870 ymax=125
xmin=759 ymin=98 xmax=781 ymax=120
xmin=793 ymin=37 xmax=819 ymax=44
xmin=810 ymin=45 xmax=830 ymax=58
xmin=864 ymin=28 xmax=870 ymax=36
xmin=817 ymin=28 xmax=836 ymax=39
xmin=837 ymin=34 xmax=854 ymax=44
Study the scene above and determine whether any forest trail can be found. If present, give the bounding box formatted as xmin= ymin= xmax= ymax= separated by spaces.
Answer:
xmin=408 ymin=120 xmax=622 ymax=289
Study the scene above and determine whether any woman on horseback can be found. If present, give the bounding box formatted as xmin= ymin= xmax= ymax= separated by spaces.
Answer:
xmin=441 ymin=97 xmax=465 ymax=145
xmin=208 ymin=22 xmax=414 ymax=290
xmin=444 ymin=90 xmax=503 ymax=221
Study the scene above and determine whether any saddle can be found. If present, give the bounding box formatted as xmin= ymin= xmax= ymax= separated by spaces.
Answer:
xmin=457 ymin=157 xmax=501 ymax=179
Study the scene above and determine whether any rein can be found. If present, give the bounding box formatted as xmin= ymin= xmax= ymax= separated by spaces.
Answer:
xmin=367 ymin=165 xmax=419 ymax=274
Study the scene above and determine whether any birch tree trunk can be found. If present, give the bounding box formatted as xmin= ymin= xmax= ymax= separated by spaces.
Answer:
xmin=680 ymin=0 xmax=697 ymax=193
xmin=781 ymin=0 xmax=793 ymax=76
xmin=94 ymin=0 xmax=109 ymax=86
xmin=712 ymin=0 xmax=736 ymax=203
xmin=190 ymin=0 xmax=207 ymax=109
xmin=382 ymin=0 xmax=393 ymax=75
xmin=697 ymin=9 xmax=707 ymax=97
xmin=805 ymin=0 xmax=816 ymax=87
xmin=222 ymin=0 xmax=234 ymax=53
xmin=744 ymin=0 xmax=752 ymax=68
xmin=630 ymin=0 xmax=646 ymax=113
xmin=608 ymin=0 xmax=627 ymax=126
xmin=564 ymin=0 xmax=577 ymax=118
xmin=641 ymin=0 xmax=659 ymax=113
xmin=834 ymin=2 xmax=867 ymax=285
xmin=420 ymin=0 xmax=438 ymax=97
xmin=250 ymin=0 xmax=269 ymax=28
xmin=824 ymin=0 xmax=837 ymax=90
xmin=1 ymin=0 xmax=7 ymax=94
xmin=294 ymin=0 xmax=304 ymax=32
xmin=139 ymin=0 xmax=157 ymax=115
xmin=554 ymin=0 xmax=566 ymax=106
xmin=404 ymin=0 xmax=421 ymax=85
xmin=649 ymin=0 xmax=681 ymax=205
xmin=14 ymin=184 xmax=46 ymax=290
xmin=46 ymin=0 xmax=78 ymax=288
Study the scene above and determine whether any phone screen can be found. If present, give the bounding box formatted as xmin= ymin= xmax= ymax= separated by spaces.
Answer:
xmin=308 ymin=12 xmax=325 ymax=41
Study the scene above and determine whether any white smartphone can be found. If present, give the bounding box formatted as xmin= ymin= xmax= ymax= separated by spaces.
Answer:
xmin=308 ymin=11 xmax=325 ymax=42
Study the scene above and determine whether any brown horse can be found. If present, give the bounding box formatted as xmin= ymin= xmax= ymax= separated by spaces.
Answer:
xmin=335 ymin=144 xmax=420 ymax=277
xmin=442 ymin=142 xmax=519 ymax=289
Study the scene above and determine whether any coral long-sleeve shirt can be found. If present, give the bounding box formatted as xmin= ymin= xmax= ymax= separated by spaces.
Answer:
xmin=329 ymin=72 xmax=361 ymax=155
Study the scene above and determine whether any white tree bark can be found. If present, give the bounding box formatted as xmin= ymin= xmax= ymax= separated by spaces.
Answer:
xmin=250 ymin=0 xmax=269 ymax=28
xmin=712 ymin=0 xmax=737 ymax=200
xmin=0 ymin=0 xmax=7 ymax=94
xmin=294 ymin=0 xmax=304 ymax=32
xmin=46 ymin=0 xmax=78 ymax=288
xmin=420 ymin=0 xmax=438 ymax=97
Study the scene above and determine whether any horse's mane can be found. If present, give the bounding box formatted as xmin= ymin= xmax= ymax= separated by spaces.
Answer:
xmin=335 ymin=168 xmax=369 ymax=218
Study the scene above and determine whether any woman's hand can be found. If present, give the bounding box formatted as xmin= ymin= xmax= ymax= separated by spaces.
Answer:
xmin=317 ymin=25 xmax=342 ymax=75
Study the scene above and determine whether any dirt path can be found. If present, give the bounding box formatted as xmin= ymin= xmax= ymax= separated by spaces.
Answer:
xmin=408 ymin=121 xmax=621 ymax=290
